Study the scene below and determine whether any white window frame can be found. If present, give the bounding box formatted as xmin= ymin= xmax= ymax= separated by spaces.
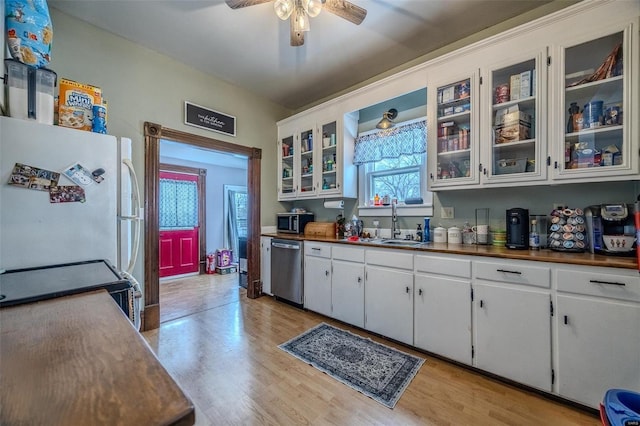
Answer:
xmin=356 ymin=120 xmax=433 ymax=218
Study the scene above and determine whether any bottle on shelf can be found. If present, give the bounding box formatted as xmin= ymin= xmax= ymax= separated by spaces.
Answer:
xmin=529 ymin=219 xmax=540 ymax=250
xmin=374 ymin=193 xmax=380 ymax=206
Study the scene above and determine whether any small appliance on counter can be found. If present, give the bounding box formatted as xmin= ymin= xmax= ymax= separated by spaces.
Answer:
xmin=276 ymin=211 xmax=315 ymax=234
xmin=585 ymin=203 xmax=637 ymax=256
xmin=506 ymin=208 xmax=529 ymax=249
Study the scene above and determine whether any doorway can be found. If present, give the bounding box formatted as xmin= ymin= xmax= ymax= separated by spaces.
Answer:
xmin=143 ymin=122 xmax=262 ymax=331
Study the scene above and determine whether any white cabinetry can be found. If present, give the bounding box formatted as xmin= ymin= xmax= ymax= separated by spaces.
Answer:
xmin=303 ymin=242 xmax=332 ymax=317
xmin=364 ymin=248 xmax=414 ymax=345
xmin=549 ymin=22 xmax=639 ymax=182
xmin=473 ymin=259 xmax=552 ymax=391
xmin=331 ymin=245 xmax=365 ymax=328
xmin=555 ymin=266 xmax=640 ymax=408
xmin=260 ymin=236 xmax=272 ymax=295
xmin=414 ymin=254 xmax=472 ymax=365
xmin=277 ymin=110 xmax=358 ymax=200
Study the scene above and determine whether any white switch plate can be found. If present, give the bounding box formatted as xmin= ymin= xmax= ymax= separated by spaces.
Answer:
xmin=441 ymin=206 xmax=454 ymax=219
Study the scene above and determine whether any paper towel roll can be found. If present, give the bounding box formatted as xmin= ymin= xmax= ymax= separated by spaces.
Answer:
xmin=323 ymin=200 xmax=344 ymax=209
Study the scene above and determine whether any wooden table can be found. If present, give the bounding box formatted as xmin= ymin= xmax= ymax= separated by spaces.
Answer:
xmin=0 ymin=290 xmax=195 ymax=425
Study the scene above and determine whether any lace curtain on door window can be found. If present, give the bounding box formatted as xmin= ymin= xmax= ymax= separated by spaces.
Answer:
xmin=159 ymin=178 xmax=198 ymax=228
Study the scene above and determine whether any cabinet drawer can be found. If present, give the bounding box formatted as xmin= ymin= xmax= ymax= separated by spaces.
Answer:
xmin=556 ymin=267 xmax=640 ymax=302
xmin=366 ymin=248 xmax=413 ymax=270
xmin=304 ymin=242 xmax=331 ymax=258
xmin=415 ymin=254 xmax=471 ymax=278
xmin=332 ymin=245 xmax=364 ymax=263
xmin=474 ymin=260 xmax=550 ymax=288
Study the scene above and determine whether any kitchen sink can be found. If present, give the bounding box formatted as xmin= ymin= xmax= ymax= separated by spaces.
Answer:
xmin=376 ymin=239 xmax=424 ymax=247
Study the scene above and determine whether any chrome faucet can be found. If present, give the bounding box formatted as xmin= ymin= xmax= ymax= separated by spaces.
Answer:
xmin=391 ymin=200 xmax=401 ymax=239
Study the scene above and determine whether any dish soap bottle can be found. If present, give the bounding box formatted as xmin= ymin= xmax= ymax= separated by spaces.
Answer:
xmin=529 ymin=219 xmax=540 ymax=250
xmin=416 ymin=224 xmax=423 ymax=242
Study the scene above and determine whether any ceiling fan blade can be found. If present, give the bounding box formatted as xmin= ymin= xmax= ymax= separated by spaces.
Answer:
xmin=290 ymin=17 xmax=305 ymax=46
xmin=323 ymin=0 xmax=367 ymax=25
xmin=225 ymin=0 xmax=272 ymax=9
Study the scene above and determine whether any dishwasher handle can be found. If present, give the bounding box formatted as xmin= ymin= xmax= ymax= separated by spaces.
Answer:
xmin=272 ymin=242 xmax=300 ymax=250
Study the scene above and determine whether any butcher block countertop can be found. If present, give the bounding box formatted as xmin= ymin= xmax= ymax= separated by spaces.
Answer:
xmin=263 ymin=233 xmax=639 ymax=270
xmin=0 ymin=290 xmax=195 ymax=426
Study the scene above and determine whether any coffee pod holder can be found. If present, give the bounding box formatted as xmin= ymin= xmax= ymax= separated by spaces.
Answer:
xmin=548 ymin=207 xmax=587 ymax=252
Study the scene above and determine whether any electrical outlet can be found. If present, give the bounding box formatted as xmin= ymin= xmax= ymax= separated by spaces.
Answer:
xmin=441 ymin=206 xmax=455 ymax=219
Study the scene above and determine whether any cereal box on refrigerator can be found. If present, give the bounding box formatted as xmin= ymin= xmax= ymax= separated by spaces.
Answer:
xmin=57 ymin=78 xmax=102 ymax=131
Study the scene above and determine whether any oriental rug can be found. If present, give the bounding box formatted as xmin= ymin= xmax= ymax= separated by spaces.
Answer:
xmin=279 ymin=323 xmax=425 ymax=408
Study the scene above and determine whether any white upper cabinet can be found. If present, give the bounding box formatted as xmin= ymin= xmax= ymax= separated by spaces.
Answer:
xmin=427 ymin=66 xmax=480 ymax=189
xmin=277 ymin=110 xmax=358 ymax=200
xmin=549 ymin=21 xmax=639 ymax=181
xmin=481 ymin=49 xmax=548 ymax=184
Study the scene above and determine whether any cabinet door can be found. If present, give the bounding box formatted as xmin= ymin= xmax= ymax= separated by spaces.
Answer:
xmin=297 ymin=123 xmax=317 ymax=198
xmin=550 ymin=23 xmax=639 ymax=181
xmin=556 ymin=295 xmax=640 ymax=409
xmin=277 ymin=130 xmax=297 ymax=200
xmin=260 ymin=237 xmax=272 ymax=295
xmin=473 ymin=281 xmax=552 ymax=391
xmin=365 ymin=265 xmax=413 ymax=345
xmin=316 ymin=118 xmax=340 ymax=196
xmin=304 ymin=255 xmax=332 ymax=316
xmin=482 ymin=50 xmax=547 ymax=184
xmin=414 ymin=274 xmax=472 ymax=365
xmin=331 ymin=260 xmax=364 ymax=328
xmin=428 ymin=68 xmax=480 ymax=190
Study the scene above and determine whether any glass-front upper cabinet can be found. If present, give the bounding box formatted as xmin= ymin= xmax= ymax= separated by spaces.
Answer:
xmin=551 ymin=24 xmax=638 ymax=180
xmin=277 ymin=128 xmax=296 ymax=200
xmin=297 ymin=126 xmax=316 ymax=197
xmin=483 ymin=51 xmax=546 ymax=183
xmin=317 ymin=119 xmax=339 ymax=196
xmin=428 ymin=70 xmax=480 ymax=189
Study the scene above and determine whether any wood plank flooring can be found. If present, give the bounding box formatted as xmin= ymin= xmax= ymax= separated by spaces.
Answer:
xmin=144 ymin=275 xmax=600 ymax=425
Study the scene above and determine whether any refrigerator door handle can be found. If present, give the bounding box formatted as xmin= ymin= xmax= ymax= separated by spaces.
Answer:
xmin=120 ymin=158 xmax=143 ymax=274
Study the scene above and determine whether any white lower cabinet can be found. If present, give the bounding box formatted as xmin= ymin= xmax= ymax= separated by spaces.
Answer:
xmin=474 ymin=281 xmax=552 ymax=391
xmin=260 ymin=236 xmax=272 ymax=295
xmin=365 ymin=265 xmax=414 ymax=346
xmin=414 ymin=254 xmax=472 ymax=365
xmin=555 ymin=266 xmax=640 ymax=409
xmin=303 ymin=242 xmax=332 ymax=317
xmin=332 ymin=260 xmax=365 ymax=327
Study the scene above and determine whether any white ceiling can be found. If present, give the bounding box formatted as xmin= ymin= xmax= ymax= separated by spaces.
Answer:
xmin=48 ymin=0 xmax=566 ymax=111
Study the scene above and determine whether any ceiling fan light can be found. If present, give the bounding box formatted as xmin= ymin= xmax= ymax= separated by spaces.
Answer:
xmin=292 ymin=7 xmax=310 ymax=32
xmin=302 ymin=0 xmax=323 ymax=17
xmin=274 ymin=0 xmax=294 ymax=20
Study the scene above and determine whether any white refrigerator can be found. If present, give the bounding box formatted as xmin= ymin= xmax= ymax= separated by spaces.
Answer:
xmin=0 ymin=116 xmax=142 ymax=324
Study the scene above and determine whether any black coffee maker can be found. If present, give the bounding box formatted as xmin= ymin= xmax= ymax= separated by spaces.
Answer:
xmin=506 ymin=208 xmax=529 ymax=249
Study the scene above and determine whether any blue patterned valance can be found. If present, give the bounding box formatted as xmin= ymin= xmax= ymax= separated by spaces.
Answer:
xmin=354 ymin=120 xmax=427 ymax=165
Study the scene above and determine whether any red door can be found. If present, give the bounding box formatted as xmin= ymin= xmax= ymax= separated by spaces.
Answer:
xmin=159 ymin=171 xmax=200 ymax=278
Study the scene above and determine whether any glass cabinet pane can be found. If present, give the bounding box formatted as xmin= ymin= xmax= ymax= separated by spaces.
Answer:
xmin=319 ymin=120 xmax=338 ymax=193
xmin=435 ymin=78 xmax=472 ymax=181
xmin=490 ymin=58 xmax=537 ymax=177
xmin=563 ymin=31 xmax=624 ymax=171
xmin=279 ymin=134 xmax=295 ymax=196
xmin=299 ymin=128 xmax=315 ymax=195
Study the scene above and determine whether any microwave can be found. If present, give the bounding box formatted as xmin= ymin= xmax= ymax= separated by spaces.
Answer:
xmin=277 ymin=212 xmax=315 ymax=234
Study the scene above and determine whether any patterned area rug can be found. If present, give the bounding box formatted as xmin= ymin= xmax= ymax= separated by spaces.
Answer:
xmin=279 ymin=323 xmax=425 ymax=408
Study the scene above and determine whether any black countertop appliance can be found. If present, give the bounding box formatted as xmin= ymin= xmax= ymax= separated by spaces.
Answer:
xmin=506 ymin=208 xmax=529 ymax=249
xmin=0 ymin=259 xmax=134 ymax=321
xmin=585 ymin=203 xmax=636 ymax=256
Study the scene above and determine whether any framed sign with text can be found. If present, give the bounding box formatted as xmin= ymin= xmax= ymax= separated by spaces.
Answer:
xmin=184 ymin=101 xmax=236 ymax=137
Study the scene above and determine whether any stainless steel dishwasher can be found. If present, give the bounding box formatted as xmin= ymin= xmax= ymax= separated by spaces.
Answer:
xmin=271 ymin=238 xmax=303 ymax=307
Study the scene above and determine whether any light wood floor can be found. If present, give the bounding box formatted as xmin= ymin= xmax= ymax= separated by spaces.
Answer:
xmin=144 ymin=275 xmax=600 ymax=425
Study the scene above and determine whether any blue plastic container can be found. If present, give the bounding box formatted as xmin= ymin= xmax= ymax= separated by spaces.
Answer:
xmin=602 ymin=389 xmax=640 ymax=426
xmin=423 ymin=217 xmax=430 ymax=242
xmin=584 ymin=100 xmax=604 ymax=128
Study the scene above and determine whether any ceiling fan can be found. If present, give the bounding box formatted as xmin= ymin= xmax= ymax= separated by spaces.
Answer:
xmin=225 ymin=0 xmax=367 ymax=46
